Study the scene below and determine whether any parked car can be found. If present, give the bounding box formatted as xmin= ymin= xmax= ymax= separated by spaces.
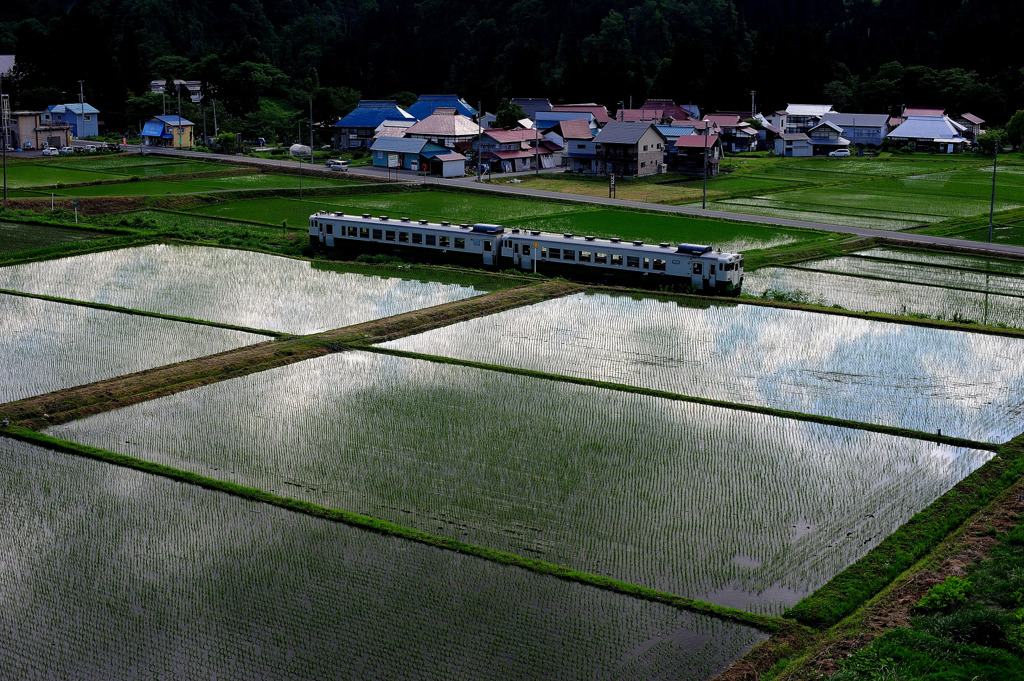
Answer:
xmin=84 ymin=144 xmax=97 ymax=152
xmin=326 ymin=159 xmax=349 ymax=171
xmin=22 ymin=141 xmax=34 ymax=150
xmin=59 ymin=146 xmax=74 ymax=155
xmin=41 ymin=147 xmax=59 ymax=156
xmin=828 ymin=148 xmax=851 ymax=157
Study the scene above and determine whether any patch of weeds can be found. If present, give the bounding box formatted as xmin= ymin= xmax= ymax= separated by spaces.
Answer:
xmin=915 ymin=576 xmax=970 ymax=612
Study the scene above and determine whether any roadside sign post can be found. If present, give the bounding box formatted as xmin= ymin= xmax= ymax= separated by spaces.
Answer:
xmin=608 ymin=173 xmax=615 ymax=199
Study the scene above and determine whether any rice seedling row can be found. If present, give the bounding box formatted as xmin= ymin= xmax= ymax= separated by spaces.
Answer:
xmin=47 ymin=352 xmax=994 ymax=614
xmin=0 ymin=438 xmax=765 ymax=679
xmin=704 ymin=199 xmax=923 ymax=231
xmin=0 ymin=244 xmax=488 ymax=334
xmin=48 ymin=173 xmax=344 ymax=197
xmin=0 ymin=293 xmax=265 ymax=404
xmin=381 ymin=292 xmax=1024 ymax=443
xmin=795 ymin=256 xmax=1024 ymax=297
xmin=861 ymin=247 xmax=1024 ymax=276
xmin=0 ymin=221 xmax=108 ymax=256
xmin=745 ymin=267 xmax=1024 ymax=332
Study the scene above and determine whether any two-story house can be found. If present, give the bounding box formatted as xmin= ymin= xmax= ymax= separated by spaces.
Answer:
xmin=333 ymin=101 xmax=414 ymax=150
xmin=806 ymin=120 xmax=850 ymax=155
xmin=404 ymin=108 xmax=480 ymax=150
xmin=593 ymin=122 xmax=667 ymax=177
xmin=141 ymin=115 xmax=194 ymax=148
xmin=818 ymin=113 xmax=890 ymax=148
xmin=43 ymin=103 xmax=100 ymax=138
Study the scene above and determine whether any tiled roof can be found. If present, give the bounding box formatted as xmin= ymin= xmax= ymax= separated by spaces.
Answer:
xmin=781 ymin=133 xmax=810 ymax=141
xmin=551 ymin=104 xmax=611 ymax=123
xmin=820 ymin=112 xmax=890 ymax=128
xmin=887 ymin=115 xmax=964 ymax=139
xmin=406 ymin=94 xmax=478 ymax=119
xmin=152 ymin=115 xmax=194 ymax=126
xmin=674 ymin=134 xmax=719 ymax=148
xmin=511 ymin=98 xmax=553 ymax=117
xmin=556 ymin=119 xmax=593 ymax=140
xmin=704 ymin=113 xmax=743 ymax=127
xmin=786 ymin=104 xmax=835 ymax=116
xmin=594 ymin=122 xmax=665 ymax=145
xmin=335 ymin=101 xmax=413 ymax=128
xmin=960 ymin=112 xmax=984 ymax=125
xmin=484 ymin=129 xmax=537 ymax=144
xmin=432 ymin=152 xmax=467 ymax=162
xmin=904 ymin=107 xmax=945 ymax=117
xmin=405 ymin=109 xmax=480 ymax=137
xmin=638 ymin=99 xmax=693 ymax=121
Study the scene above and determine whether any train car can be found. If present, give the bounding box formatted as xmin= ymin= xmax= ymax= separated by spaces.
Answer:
xmin=309 ymin=211 xmax=743 ymax=293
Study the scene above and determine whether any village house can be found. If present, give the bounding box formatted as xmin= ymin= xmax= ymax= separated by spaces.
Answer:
xmin=404 ymin=107 xmax=480 ymax=150
xmin=140 ymin=115 xmax=194 ymax=148
xmin=593 ymin=122 xmax=667 ymax=177
xmin=672 ymin=133 xmax=723 ymax=175
xmin=703 ymin=113 xmax=758 ymax=153
xmin=547 ymin=119 xmax=595 ymax=173
xmin=770 ymin=104 xmax=835 ymax=134
xmin=886 ymin=115 xmax=968 ymax=153
xmin=478 ymin=128 xmax=561 ymax=172
xmin=42 ymin=103 xmax=100 ymax=138
xmin=806 ymin=120 xmax=850 ymax=155
xmin=368 ymin=137 xmax=465 ymax=176
xmin=818 ymin=112 xmax=890 ymax=148
xmin=510 ymin=98 xmax=552 ymax=118
xmin=6 ymin=110 xmax=72 ymax=149
xmin=951 ymin=113 xmax=985 ymax=141
xmin=550 ymin=103 xmax=612 ymax=125
xmin=333 ymin=100 xmax=414 ymax=150
xmin=775 ymin=132 xmax=813 ymax=157
xmin=405 ymin=94 xmax=478 ymax=119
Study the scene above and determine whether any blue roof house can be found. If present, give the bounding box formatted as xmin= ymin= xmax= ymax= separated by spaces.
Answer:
xmin=141 ymin=115 xmax=195 ymax=148
xmin=43 ymin=103 xmax=100 ymax=138
xmin=333 ymin=101 xmax=414 ymax=150
xmin=369 ymin=137 xmax=451 ymax=172
xmin=405 ymin=94 xmax=478 ymax=120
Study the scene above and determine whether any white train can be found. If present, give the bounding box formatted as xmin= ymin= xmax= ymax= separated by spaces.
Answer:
xmin=309 ymin=211 xmax=744 ymax=293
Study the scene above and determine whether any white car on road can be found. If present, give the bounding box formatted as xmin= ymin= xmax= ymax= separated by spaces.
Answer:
xmin=41 ymin=147 xmax=59 ymax=156
xmin=828 ymin=148 xmax=851 ymax=157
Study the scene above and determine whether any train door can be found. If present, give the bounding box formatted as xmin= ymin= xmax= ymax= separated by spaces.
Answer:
xmin=708 ymin=263 xmax=717 ymax=288
xmin=520 ymin=242 xmax=533 ymax=271
xmin=482 ymin=237 xmax=494 ymax=266
xmin=691 ymin=261 xmax=703 ymax=289
xmin=318 ymin=221 xmax=326 ymax=245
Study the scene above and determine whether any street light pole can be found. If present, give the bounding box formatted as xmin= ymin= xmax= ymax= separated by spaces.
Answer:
xmin=309 ymin=97 xmax=314 ymax=166
xmin=702 ymin=123 xmax=710 ymax=210
xmin=989 ymin=141 xmax=999 ymax=242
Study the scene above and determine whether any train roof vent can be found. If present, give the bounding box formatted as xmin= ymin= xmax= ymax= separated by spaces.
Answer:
xmin=563 ymin=233 xmax=573 ymax=238
xmin=418 ymin=219 xmax=428 ymax=225
xmin=584 ymin=236 xmax=595 ymax=241
xmin=401 ymin=217 xmax=410 ymax=223
xmin=460 ymin=223 xmax=471 ymax=229
xmin=379 ymin=215 xmax=389 ymax=221
xmin=610 ymin=237 xmax=621 ymax=243
xmin=511 ymin=228 xmax=520 ymax=233
xmin=676 ymin=243 xmax=713 ymax=256
xmin=362 ymin=213 xmax=371 ymax=219
xmin=659 ymin=242 xmax=670 ymax=248
xmin=441 ymin=221 xmax=451 ymax=226
xmin=632 ymin=240 xmax=644 ymax=246
xmin=530 ymin=230 xmax=541 ymax=236
xmin=472 ymin=224 xmax=505 ymax=234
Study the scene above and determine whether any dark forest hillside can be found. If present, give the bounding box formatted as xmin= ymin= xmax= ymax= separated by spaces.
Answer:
xmin=0 ymin=0 xmax=1020 ymax=135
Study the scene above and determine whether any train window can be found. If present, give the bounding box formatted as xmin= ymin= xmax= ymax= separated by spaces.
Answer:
xmin=710 ymin=265 xmax=716 ymax=274
xmin=672 ymin=260 xmax=680 ymax=265
xmin=426 ymin=234 xmax=436 ymax=246
xmin=399 ymin=232 xmax=409 ymax=243
xmin=385 ymin=230 xmax=396 ymax=241
xmin=547 ymin=247 xmax=560 ymax=259
xmin=439 ymin=236 xmax=451 ymax=248
xmin=643 ymin=258 xmax=650 ymax=269
xmin=472 ymin=239 xmax=480 ymax=246
xmin=594 ymin=252 xmax=608 ymax=264
xmin=540 ymin=247 xmax=548 ymax=258
xmin=611 ymin=254 xmax=623 ymax=266
xmin=372 ymin=229 xmax=383 ymax=240
xmin=579 ymin=250 xmax=592 ymax=262
xmin=626 ymin=256 xmax=640 ymax=268
xmin=359 ymin=227 xmax=370 ymax=238
xmin=563 ymin=249 xmax=575 ymax=260
xmin=412 ymin=233 xmax=422 ymax=244
xmin=454 ymin=238 xmax=465 ymax=249
xmin=348 ymin=226 xmax=357 ymax=237
xmin=693 ymin=263 xmax=703 ymax=275
xmin=326 ymin=224 xmax=333 ymax=234
xmin=522 ymin=245 xmax=531 ymax=256
xmin=514 ymin=243 xmax=519 ymax=253
xmin=653 ymin=259 xmax=666 ymax=271
xmin=483 ymin=241 xmax=492 ymax=251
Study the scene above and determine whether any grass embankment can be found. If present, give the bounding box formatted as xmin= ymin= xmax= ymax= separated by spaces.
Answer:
xmin=0 ymin=424 xmax=796 ymax=636
xmin=0 ymin=281 xmax=579 ymax=429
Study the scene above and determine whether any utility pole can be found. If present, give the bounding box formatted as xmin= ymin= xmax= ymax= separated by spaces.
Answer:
xmin=2 ymin=93 xmax=9 ymax=201
xmin=78 ymin=80 xmax=85 ymax=138
xmin=534 ymin=124 xmax=539 ymax=176
xmin=477 ymin=100 xmax=482 ymax=181
xmin=750 ymin=90 xmax=756 ymax=117
xmin=176 ymin=86 xmax=182 ymax=149
xmin=213 ymin=99 xmax=218 ymax=137
xmin=989 ymin=141 xmax=999 ymax=242
xmin=309 ymin=97 xmax=314 ymax=165
xmin=702 ymin=123 xmax=710 ymax=210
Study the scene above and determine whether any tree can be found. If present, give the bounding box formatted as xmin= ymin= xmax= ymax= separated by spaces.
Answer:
xmin=1005 ymin=110 xmax=1024 ymax=150
xmin=975 ymin=129 xmax=1007 ymax=155
xmin=494 ymin=98 xmax=527 ymax=129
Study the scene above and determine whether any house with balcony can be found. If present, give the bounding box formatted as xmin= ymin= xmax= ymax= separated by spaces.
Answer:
xmin=548 ymin=119 xmax=596 ymax=173
xmin=952 ymin=113 xmax=984 ymax=141
xmin=703 ymin=113 xmax=759 ymax=153
xmin=593 ymin=122 xmax=667 ymax=177
xmin=333 ymin=100 xmax=414 ymax=150
xmin=478 ymin=128 xmax=561 ymax=172
xmin=769 ymin=104 xmax=835 ymax=134
xmin=7 ymin=110 xmax=72 ymax=149
xmin=43 ymin=103 xmax=100 ymax=138
xmin=806 ymin=120 xmax=851 ymax=154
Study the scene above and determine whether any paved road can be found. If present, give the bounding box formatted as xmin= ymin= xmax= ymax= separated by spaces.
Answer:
xmin=141 ymin=146 xmax=1024 ymax=257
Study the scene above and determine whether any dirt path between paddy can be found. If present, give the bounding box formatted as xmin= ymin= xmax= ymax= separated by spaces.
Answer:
xmin=713 ymin=477 xmax=1024 ymax=681
xmin=0 ymin=280 xmax=581 ymax=430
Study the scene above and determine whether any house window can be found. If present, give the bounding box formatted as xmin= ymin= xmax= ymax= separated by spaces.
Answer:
xmin=84 ymin=115 xmax=92 ymax=121
xmin=576 ymin=144 xmax=586 ymax=149
xmin=643 ymin=144 xmax=648 ymax=151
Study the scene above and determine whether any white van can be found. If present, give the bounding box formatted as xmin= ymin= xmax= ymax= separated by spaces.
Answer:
xmin=326 ymin=159 xmax=349 ymax=171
